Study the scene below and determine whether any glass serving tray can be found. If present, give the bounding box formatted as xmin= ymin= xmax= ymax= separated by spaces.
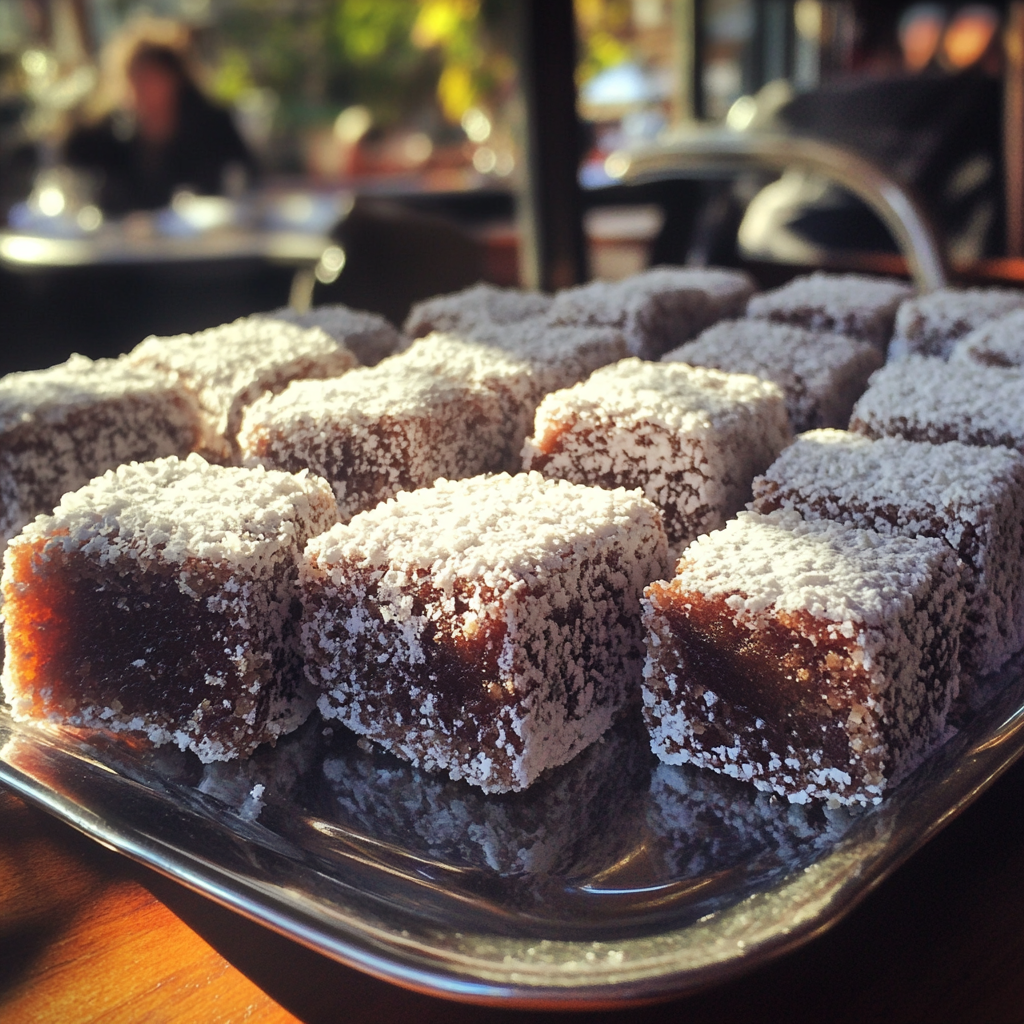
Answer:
xmin=3 ymin=659 xmax=1024 ymax=1009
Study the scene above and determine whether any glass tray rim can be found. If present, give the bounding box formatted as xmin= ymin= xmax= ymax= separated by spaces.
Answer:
xmin=3 ymin=664 xmax=1024 ymax=1010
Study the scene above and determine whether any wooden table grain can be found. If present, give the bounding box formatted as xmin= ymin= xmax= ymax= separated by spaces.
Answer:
xmin=4 ymin=755 xmax=1024 ymax=1024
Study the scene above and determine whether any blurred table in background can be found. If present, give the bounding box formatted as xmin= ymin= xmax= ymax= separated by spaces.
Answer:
xmin=0 ymin=191 xmax=340 ymax=375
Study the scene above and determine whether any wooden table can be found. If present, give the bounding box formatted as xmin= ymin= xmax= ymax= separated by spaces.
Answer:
xmin=3 ymin=756 xmax=1024 ymax=1024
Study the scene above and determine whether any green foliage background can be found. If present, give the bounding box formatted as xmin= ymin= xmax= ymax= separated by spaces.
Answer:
xmin=208 ymin=0 xmax=518 ymax=131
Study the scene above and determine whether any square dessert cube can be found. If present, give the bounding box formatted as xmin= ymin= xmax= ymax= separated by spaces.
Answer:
xmin=850 ymin=356 xmax=1024 ymax=452
xmin=388 ymin=333 xmax=549 ymax=460
xmin=299 ymin=472 xmax=669 ymax=793
xmin=0 ymin=354 xmax=201 ymax=544
xmin=522 ymin=358 xmax=792 ymax=549
xmin=128 ymin=314 xmax=358 ymax=461
xmin=263 ymin=303 xmax=403 ymax=366
xmin=753 ymin=429 xmax=1024 ymax=676
xmin=1 ymin=454 xmax=340 ymax=762
xmin=642 ymin=509 xmax=966 ymax=806
xmin=949 ymin=307 xmax=1024 ymax=368
xmin=547 ymin=266 xmax=755 ymax=359
xmin=745 ymin=272 xmax=912 ymax=349
xmin=415 ymin=318 xmax=628 ymax=399
xmin=403 ymin=282 xmax=554 ymax=340
xmin=663 ymin=318 xmax=883 ymax=433
xmin=238 ymin=336 xmax=536 ymax=520
xmin=889 ymin=286 xmax=1024 ymax=360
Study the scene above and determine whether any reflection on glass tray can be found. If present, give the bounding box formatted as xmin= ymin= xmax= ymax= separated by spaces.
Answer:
xmin=3 ymin=656 xmax=1024 ymax=1006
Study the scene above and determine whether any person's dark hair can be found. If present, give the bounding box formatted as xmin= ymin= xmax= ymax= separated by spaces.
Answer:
xmin=127 ymin=43 xmax=190 ymax=84
xmin=127 ymin=42 xmax=209 ymax=121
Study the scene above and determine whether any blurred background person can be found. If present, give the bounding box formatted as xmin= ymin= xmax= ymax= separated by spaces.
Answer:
xmin=64 ymin=26 xmax=256 ymax=214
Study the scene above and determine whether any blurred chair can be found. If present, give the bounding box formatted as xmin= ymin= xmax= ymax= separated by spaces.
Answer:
xmin=610 ymin=124 xmax=948 ymax=292
xmin=312 ymin=197 xmax=487 ymax=327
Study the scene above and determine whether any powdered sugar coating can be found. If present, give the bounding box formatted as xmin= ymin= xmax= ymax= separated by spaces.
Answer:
xmin=0 ymin=354 xmax=179 ymax=433
xmin=548 ymin=266 xmax=755 ymax=359
xmin=300 ymin=472 xmax=670 ymax=793
xmin=522 ymin=358 xmax=791 ymax=549
xmin=387 ymin=333 xmax=544 ymax=459
xmin=404 ymin=282 xmax=554 ymax=340
xmin=128 ymin=314 xmax=358 ymax=460
xmin=262 ymin=303 xmax=402 ymax=366
xmin=643 ymin=508 xmax=965 ymax=805
xmin=663 ymin=318 xmax=882 ymax=432
xmin=308 ymin=470 xmax=665 ymax=584
xmin=850 ymin=356 xmax=1024 ymax=452
xmin=434 ymin=318 xmax=629 ymax=397
xmin=753 ymin=429 xmax=1024 ymax=675
xmin=755 ymin=430 xmax=1024 ymax=524
xmin=526 ymin=358 xmax=787 ymax=442
xmin=670 ymin=508 xmax=951 ymax=624
xmin=0 ymin=354 xmax=202 ymax=544
xmin=949 ymin=307 xmax=1024 ymax=368
xmin=22 ymin=452 xmax=338 ymax=571
xmin=239 ymin=336 xmax=534 ymax=519
xmin=746 ymin=272 xmax=912 ymax=349
xmin=2 ymin=454 xmax=340 ymax=762
xmin=890 ymin=287 xmax=1024 ymax=360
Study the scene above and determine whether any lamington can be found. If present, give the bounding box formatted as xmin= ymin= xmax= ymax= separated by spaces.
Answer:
xmin=1 ymin=454 xmax=339 ymax=762
xmin=127 ymin=314 xmax=358 ymax=461
xmin=413 ymin=318 xmax=628 ymax=400
xmin=299 ymin=472 xmax=669 ymax=794
xmin=889 ymin=286 xmax=1024 ymax=360
xmin=949 ymin=307 xmax=1024 ymax=368
xmin=547 ymin=266 xmax=755 ymax=359
xmin=663 ymin=318 xmax=883 ymax=433
xmin=850 ymin=356 xmax=1024 ymax=453
xmin=0 ymin=354 xmax=201 ymax=545
xmin=238 ymin=336 xmax=538 ymax=520
xmin=642 ymin=509 xmax=965 ymax=806
xmin=522 ymin=358 xmax=791 ymax=549
xmin=753 ymin=430 xmax=1024 ymax=676
xmin=745 ymin=272 xmax=912 ymax=349
xmin=403 ymin=282 xmax=553 ymax=340
xmin=262 ymin=303 xmax=403 ymax=366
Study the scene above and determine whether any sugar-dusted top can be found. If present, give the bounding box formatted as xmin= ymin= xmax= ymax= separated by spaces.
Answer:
xmin=670 ymin=507 xmax=950 ymax=626
xmin=128 ymin=314 xmax=357 ymax=442
xmin=12 ymin=453 xmax=338 ymax=570
xmin=443 ymin=318 xmax=626 ymax=383
xmin=950 ymin=307 xmax=1024 ymax=368
xmin=894 ymin=287 xmax=1024 ymax=355
xmin=747 ymin=272 xmax=912 ymax=321
xmin=850 ymin=356 xmax=1024 ymax=449
xmin=241 ymin=334 xmax=531 ymax=438
xmin=549 ymin=266 xmax=754 ymax=323
xmin=664 ymin=318 xmax=880 ymax=385
xmin=758 ymin=429 xmax=1024 ymax=514
xmin=130 ymin=315 xmax=355 ymax=394
xmin=537 ymin=357 xmax=786 ymax=433
xmin=0 ymin=354 xmax=192 ymax=436
xmin=404 ymin=283 xmax=553 ymax=339
xmin=306 ymin=471 xmax=662 ymax=591
xmin=240 ymin=367 xmax=459 ymax=431
xmin=262 ymin=303 xmax=401 ymax=366
xmin=396 ymin=331 xmax=530 ymax=380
